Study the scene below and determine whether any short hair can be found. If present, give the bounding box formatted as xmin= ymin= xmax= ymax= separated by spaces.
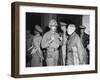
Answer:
xmin=68 ymin=24 xmax=76 ymax=31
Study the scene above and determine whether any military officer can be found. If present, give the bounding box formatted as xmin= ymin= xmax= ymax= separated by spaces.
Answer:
xmin=41 ymin=19 xmax=61 ymax=66
xmin=60 ymin=22 xmax=68 ymax=65
xmin=79 ymin=25 xmax=89 ymax=64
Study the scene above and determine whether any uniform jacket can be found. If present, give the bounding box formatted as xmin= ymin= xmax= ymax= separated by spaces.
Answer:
xmin=80 ymin=32 xmax=89 ymax=48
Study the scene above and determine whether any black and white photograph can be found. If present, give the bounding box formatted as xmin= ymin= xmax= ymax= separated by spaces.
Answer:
xmin=11 ymin=2 xmax=97 ymax=78
xmin=26 ymin=13 xmax=90 ymax=67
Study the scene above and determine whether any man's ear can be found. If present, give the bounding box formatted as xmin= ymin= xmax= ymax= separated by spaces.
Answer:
xmin=73 ymin=27 xmax=76 ymax=32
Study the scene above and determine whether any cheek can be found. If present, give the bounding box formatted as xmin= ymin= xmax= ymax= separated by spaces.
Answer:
xmin=51 ymin=27 xmax=56 ymax=31
xmin=67 ymin=29 xmax=70 ymax=33
xmin=67 ymin=29 xmax=73 ymax=35
xmin=64 ymin=27 xmax=66 ymax=31
xmin=61 ymin=27 xmax=64 ymax=31
xmin=54 ymin=27 xmax=56 ymax=30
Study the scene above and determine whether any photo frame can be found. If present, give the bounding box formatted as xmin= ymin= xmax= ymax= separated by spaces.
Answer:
xmin=11 ymin=2 xmax=98 ymax=78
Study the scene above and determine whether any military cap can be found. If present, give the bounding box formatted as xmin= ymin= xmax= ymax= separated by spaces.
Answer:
xmin=60 ymin=22 xmax=67 ymax=26
xmin=34 ymin=25 xmax=43 ymax=33
xmin=79 ymin=25 xmax=86 ymax=29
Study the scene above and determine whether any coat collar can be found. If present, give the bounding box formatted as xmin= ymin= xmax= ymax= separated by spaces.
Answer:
xmin=68 ymin=32 xmax=76 ymax=39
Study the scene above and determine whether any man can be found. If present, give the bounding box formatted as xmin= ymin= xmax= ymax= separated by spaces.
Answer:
xmin=60 ymin=22 xmax=68 ymax=65
xmin=79 ymin=25 xmax=89 ymax=64
xmin=26 ymin=30 xmax=33 ymax=67
xmin=31 ymin=25 xmax=44 ymax=67
xmin=79 ymin=25 xmax=89 ymax=48
xmin=65 ymin=24 xmax=87 ymax=65
xmin=41 ymin=19 xmax=61 ymax=66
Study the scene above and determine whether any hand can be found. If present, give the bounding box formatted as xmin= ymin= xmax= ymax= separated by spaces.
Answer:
xmin=72 ymin=47 xmax=77 ymax=53
xmin=48 ymin=39 xmax=53 ymax=46
xmin=38 ymin=50 xmax=44 ymax=60
xmin=59 ymin=36 xmax=62 ymax=41
xmin=39 ymin=55 xmax=44 ymax=62
xmin=31 ymin=48 xmax=37 ymax=54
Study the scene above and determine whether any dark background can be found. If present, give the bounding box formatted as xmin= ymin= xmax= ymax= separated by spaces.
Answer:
xmin=26 ymin=12 xmax=82 ymax=35
xmin=26 ymin=12 xmax=83 ymax=67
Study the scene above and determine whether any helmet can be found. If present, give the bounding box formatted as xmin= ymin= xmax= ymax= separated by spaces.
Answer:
xmin=49 ymin=19 xmax=58 ymax=28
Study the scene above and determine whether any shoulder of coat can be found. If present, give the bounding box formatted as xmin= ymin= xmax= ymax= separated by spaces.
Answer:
xmin=43 ymin=31 xmax=51 ymax=38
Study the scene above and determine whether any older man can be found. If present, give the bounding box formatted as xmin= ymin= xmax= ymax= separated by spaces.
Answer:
xmin=65 ymin=24 xmax=87 ymax=65
xmin=41 ymin=19 xmax=61 ymax=66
